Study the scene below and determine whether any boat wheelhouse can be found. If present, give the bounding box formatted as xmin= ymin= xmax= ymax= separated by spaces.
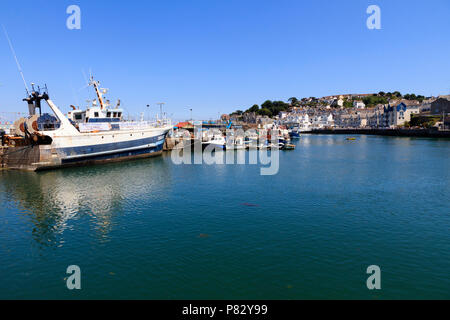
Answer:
xmin=67 ymin=77 xmax=124 ymax=125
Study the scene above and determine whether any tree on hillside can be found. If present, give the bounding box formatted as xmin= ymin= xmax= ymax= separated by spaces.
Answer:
xmin=261 ymin=100 xmax=291 ymax=117
xmin=403 ymin=94 xmax=425 ymax=103
xmin=258 ymin=108 xmax=272 ymax=116
xmin=288 ymin=97 xmax=299 ymax=105
xmin=246 ymin=104 xmax=260 ymax=113
xmin=363 ymin=95 xmax=388 ymax=107
xmin=343 ymin=100 xmax=353 ymax=108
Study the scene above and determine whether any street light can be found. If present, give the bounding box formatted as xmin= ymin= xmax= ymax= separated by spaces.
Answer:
xmin=443 ymin=110 xmax=447 ymax=131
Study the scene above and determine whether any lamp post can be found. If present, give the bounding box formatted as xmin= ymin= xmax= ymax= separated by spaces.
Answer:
xmin=443 ymin=110 xmax=447 ymax=131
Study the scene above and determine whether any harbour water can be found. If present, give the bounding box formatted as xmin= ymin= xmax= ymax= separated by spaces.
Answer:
xmin=0 ymin=135 xmax=449 ymax=299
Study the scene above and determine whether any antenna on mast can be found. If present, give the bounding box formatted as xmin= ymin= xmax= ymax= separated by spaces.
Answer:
xmin=156 ymin=102 xmax=165 ymax=120
xmin=2 ymin=25 xmax=30 ymax=95
xmin=81 ymin=69 xmax=89 ymax=86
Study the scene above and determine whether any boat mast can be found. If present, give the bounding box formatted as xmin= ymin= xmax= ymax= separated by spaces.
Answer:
xmin=2 ymin=25 xmax=30 ymax=96
xmin=90 ymin=76 xmax=105 ymax=110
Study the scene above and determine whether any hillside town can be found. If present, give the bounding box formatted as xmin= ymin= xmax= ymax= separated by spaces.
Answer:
xmin=225 ymin=93 xmax=450 ymax=131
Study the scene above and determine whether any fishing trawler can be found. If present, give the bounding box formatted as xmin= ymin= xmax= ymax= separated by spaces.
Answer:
xmin=0 ymin=77 xmax=172 ymax=171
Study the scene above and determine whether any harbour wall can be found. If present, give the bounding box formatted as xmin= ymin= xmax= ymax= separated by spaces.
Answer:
xmin=0 ymin=146 xmax=41 ymax=171
xmin=307 ymin=128 xmax=450 ymax=138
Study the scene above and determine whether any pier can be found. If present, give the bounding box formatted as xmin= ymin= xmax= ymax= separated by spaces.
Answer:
xmin=0 ymin=147 xmax=5 ymax=170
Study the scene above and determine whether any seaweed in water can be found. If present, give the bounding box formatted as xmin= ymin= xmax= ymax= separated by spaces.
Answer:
xmin=241 ymin=203 xmax=259 ymax=207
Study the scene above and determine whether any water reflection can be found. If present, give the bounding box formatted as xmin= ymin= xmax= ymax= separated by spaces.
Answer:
xmin=0 ymin=158 xmax=172 ymax=246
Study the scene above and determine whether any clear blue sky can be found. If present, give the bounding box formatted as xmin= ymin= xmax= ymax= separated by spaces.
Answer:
xmin=1 ymin=0 xmax=449 ymax=121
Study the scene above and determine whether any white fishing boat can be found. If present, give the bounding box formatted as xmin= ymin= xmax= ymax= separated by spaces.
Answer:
xmin=233 ymin=136 xmax=246 ymax=150
xmin=1 ymin=77 xmax=172 ymax=171
xmin=225 ymin=135 xmax=246 ymax=150
xmin=203 ymin=133 xmax=226 ymax=150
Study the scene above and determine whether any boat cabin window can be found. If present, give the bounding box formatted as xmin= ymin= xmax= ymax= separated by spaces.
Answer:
xmin=94 ymin=112 xmax=99 ymax=117
xmin=113 ymin=112 xmax=117 ymax=118
xmin=107 ymin=112 xmax=111 ymax=117
xmin=74 ymin=114 xmax=82 ymax=120
xmin=118 ymin=112 xmax=122 ymax=118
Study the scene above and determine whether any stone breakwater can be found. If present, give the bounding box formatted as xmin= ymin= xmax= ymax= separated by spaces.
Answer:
xmin=307 ymin=128 xmax=450 ymax=138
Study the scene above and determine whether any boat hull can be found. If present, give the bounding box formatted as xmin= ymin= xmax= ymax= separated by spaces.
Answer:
xmin=36 ymin=146 xmax=163 ymax=171
xmin=202 ymin=142 xmax=225 ymax=150
xmin=3 ymin=127 xmax=170 ymax=171
xmin=226 ymin=146 xmax=246 ymax=150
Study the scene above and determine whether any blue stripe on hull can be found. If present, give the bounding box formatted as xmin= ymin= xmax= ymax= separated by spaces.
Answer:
xmin=59 ymin=134 xmax=166 ymax=156
xmin=61 ymin=143 xmax=164 ymax=164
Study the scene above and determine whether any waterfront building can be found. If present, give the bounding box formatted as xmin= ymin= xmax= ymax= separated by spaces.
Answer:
xmin=334 ymin=113 xmax=365 ymax=128
xmin=383 ymin=101 xmax=420 ymax=127
xmin=430 ymin=96 xmax=450 ymax=115
xmin=268 ymin=95 xmax=431 ymax=130
xmin=279 ymin=112 xmax=313 ymax=131
xmin=419 ymin=103 xmax=432 ymax=113
xmin=367 ymin=106 xmax=385 ymax=128
xmin=311 ymin=114 xmax=334 ymax=129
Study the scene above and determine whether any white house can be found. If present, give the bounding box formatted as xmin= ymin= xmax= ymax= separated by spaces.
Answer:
xmin=353 ymin=101 xmax=366 ymax=109
xmin=278 ymin=111 xmax=289 ymax=119
xmin=311 ymin=114 xmax=334 ymax=129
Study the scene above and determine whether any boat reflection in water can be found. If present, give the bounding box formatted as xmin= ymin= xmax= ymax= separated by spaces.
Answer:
xmin=0 ymin=157 xmax=172 ymax=247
